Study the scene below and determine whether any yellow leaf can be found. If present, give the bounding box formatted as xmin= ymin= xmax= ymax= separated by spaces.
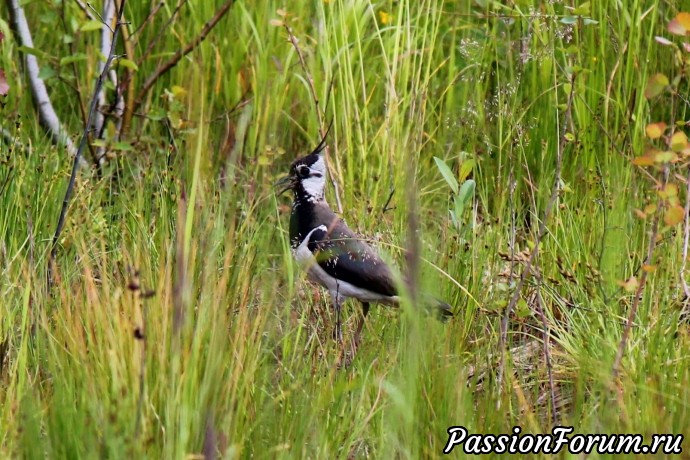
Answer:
xmin=642 ymin=264 xmax=657 ymax=273
xmin=269 ymin=18 xmax=283 ymax=26
xmin=645 ymin=122 xmax=666 ymax=139
xmin=632 ymin=155 xmax=654 ymax=166
xmin=634 ymin=208 xmax=647 ymax=219
xmin=643 ymin=203 xmax=657 ymax=214
xmin=618 ymin=276 xmax=639 ymax=292
xmin=645 ymin=73 xmax=669 ymax=99
xmin=379 ymin=11 xmax=392 ymax=25
xmin=459 ymin=159 xmax=475 ymax=182
xmin=670 ymin=131 xmax=688 ymax=151
xmin=171 ymin=85 xmax=187 ymax=99
xmin=663 ymin=183 xmax=679 ymax=197
xmin=664 ymin=205 xmax=685 ymax=226
xmin=676 ymin=12 xmax=690 ymax=30
xmin=654 ymin=150 xmax=678 ymax=163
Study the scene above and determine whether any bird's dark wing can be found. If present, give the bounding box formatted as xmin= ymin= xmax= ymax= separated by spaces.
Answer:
xmin=307 ymin=221 xmax=398 ymax=297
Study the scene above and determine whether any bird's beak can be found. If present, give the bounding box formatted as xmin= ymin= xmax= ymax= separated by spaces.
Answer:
xmin=275 ymin=175 xmax=295 ymax=195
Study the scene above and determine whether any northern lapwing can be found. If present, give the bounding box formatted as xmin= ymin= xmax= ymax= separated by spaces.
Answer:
xmin=277 ymin=132 xmax=453 ymax=347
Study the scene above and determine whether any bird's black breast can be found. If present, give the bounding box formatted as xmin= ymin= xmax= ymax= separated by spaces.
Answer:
xmin=289 ymin=200 xmax=321 ymax=249
xmin=289 ymin=200 xmax=398 ymax=297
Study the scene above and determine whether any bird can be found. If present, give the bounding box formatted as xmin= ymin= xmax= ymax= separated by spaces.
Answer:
xmin=276 ymin=131 xmax=453 ymax=348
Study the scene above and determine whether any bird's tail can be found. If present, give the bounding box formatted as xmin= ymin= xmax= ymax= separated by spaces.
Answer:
xmin=417 ymin=293 xmax=454 ymax=319
xmin=434 ymin=299 xmax=454 ymax=320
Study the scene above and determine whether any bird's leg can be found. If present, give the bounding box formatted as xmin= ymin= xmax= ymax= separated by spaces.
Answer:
xmin=332 ymin=286 xmax=343 ymax=343
xmin=353 ymin=302 xmax=370 ymax=350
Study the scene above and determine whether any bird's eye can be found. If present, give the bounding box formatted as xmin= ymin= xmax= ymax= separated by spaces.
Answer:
xmin=297 ymin=165 xmax=310 ymax=178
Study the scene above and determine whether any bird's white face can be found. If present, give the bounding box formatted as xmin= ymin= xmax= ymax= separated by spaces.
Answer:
xmin=296 ymin=155 xmax=326 ymax=202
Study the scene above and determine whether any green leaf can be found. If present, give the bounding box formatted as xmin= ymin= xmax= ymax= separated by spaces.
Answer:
xmin=148 ymin=107 xmax=167 ymax=121
xmin=458 ymin=159 xmax=475 ymax=182
xmin=644 ymin=73 xmax=669 ymax=99
xmin=516 ymin=298 xmax=532 ymax=318
xmin=17 ymin=45 xmax=50 ymax=60
xmin=60 ymin=53 xmax=88 ymax=66
xmin=115 ymin=58 xmax=139 ymax=71
xmin=560 ymin=16 xmax=578 ymax=25
xmin=80 ymin=20 xmax=103 ymax=32
xmin=454 ymin=179 xmax=476 ymax=219
xmin=113 ymin=142 xmax=133 ymax=152
xmin=37 ymin=66 xmax=56 ymax=81
xmin=449 ymin=210 xmax=458 ymax=229
xmin=433 ymin=157 xmax=458 ymax=194
xmin=572 ymin=2 xmax=590 ymax=15
xmin=458 ymin=179 xmax=475 ymax=204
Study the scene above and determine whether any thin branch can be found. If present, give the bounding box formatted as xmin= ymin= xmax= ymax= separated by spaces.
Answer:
xmin=134 ymin=0 xmax=187 ymax=68
xmin=118 ymin=8 xmax=136 ymax=137
xmin=74 ymin=0 xmax=97 ymax=21
xmin=6 ymin=0 xmax=78 ymax=159
xmin=133 ymin=0 xmax=234 ymax=113
xmin=381 ymin=187 xmax=395 ymax=213
xmin=283 ymin=24 xmax=344 ymax=214
xmin=130 ymin=0 xmax=164 ymax=40
xmin=496 ymin=74 xmax=577 ymax=395
xmin=49 ymin=0 xmax=127 ymax=284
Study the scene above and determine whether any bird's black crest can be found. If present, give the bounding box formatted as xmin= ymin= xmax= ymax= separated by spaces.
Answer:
xmin=290 ymin=121 xmax=334 ymax=170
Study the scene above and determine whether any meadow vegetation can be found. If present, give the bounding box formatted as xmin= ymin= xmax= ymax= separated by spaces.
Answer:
xmin=1 ymin=0 xmax=689 ymax=458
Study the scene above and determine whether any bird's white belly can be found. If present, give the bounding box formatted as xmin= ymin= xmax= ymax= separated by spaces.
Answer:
xmin=293 ymin=226 xmax=398 ymax=304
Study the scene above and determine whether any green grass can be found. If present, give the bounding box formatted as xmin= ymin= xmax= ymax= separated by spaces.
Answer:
xmin=1 ymin=0 xmax=689 ymax=458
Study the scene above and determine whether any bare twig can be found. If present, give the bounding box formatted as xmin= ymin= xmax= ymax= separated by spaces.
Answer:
xmin=135 ymin=0 xmax=187 ymax=68
xmin=74 ymin=0 xmax=97 ymax=21
xmin=382 ymin=187 xmax=395 ymax=213
xmin=48 ymin=0 xmax=127 ymax=284
xmin=118 ymin=9 xmax=136 ymax=138
xmin=497 ymin=74 xmax=577 ymax=395
xmin=283 ymin=24 xmax=343 ymax=214
xmin=6 ymin=0 xmax=78 ymax=159
xmin=209 ymin=87 xmax=253 ymax=124
xmin=133 ymin=0 xmax=234 ymax=113
xmin=130 ymin=0 xmax=164 ymax=40
xmin=121 ymin=0 xmax=187 ymax=134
